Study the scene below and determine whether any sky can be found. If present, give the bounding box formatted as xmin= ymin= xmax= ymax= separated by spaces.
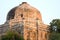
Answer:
xmin=0 ymin=0 xmax=60 ymax=25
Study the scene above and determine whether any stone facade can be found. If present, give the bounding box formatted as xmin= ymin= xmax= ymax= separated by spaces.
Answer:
xmin=0 ymin=2 xmax=49 ymax=40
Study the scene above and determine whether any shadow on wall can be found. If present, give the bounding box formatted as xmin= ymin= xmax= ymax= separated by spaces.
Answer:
xmin=7 ymin=7 xmax=17 ymax=20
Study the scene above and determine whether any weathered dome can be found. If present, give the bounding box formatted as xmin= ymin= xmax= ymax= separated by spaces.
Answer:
xmin=0 ymin=2 xmax=48 ymax=40
xmin=7 ymin=2 xmax=42 ymax=21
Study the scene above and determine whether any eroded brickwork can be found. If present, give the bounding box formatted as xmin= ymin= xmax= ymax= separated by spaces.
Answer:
xmin=0 ymin=2 xmax=49 ymax=40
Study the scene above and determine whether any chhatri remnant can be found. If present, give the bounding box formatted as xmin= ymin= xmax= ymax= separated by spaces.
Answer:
xmin=0 ymin=2 xmax=49 ymax=40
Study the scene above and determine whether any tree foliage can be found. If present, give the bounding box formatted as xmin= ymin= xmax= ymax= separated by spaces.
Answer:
xmin=49 ymin=19 xmax=60 ymax=40
xmin=50 ymin=19 xmax=60 ymax=32
xmin=49 ymin=32 xmax=60 ymax=40
xmin=1 ymin=30 xmax=24 ymax=40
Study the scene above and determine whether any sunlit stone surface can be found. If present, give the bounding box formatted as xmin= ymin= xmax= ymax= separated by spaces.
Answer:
xmin=0 ymin=2 xmax=49 ymax=40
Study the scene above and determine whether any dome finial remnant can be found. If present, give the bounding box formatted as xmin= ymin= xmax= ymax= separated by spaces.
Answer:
xmin=22 ymin=2 xmax=27 ymax=4
xmin=19 ymin=2 xmax=27 ymax=6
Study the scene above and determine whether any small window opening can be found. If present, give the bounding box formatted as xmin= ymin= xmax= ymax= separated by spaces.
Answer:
xmin=21 ymin=14 xmax=23 ymax=17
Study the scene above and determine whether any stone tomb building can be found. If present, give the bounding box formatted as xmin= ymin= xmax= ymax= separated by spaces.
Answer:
xmin=0 ymin=2 xmax=49 ymax=40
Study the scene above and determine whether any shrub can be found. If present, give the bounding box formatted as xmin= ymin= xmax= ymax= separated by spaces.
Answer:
xmin=1 ymin=30 xmax=24 ymax=40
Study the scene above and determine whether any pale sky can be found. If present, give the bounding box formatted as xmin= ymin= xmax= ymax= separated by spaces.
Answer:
xmin=0 ymin=0 xmax=60 ymax=25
